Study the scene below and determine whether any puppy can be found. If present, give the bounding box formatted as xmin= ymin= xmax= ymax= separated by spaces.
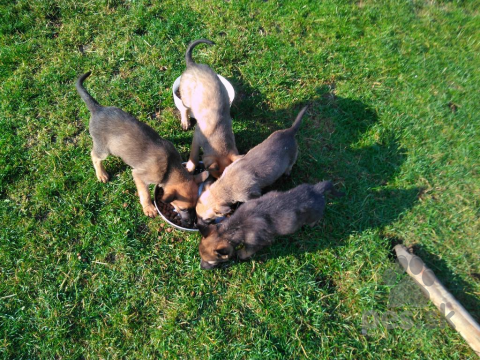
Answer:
xmin=76 ymin=72 xmax=208 ymax=227
xmin=198 ymin=181 xmax=343 ymax=269
xmin=196 ymin=106 xmax=308 ymax=225
xmin=179 ymin=39 xmax=241 ymax=178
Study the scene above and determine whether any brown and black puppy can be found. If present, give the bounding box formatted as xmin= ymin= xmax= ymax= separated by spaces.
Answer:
xmin=198 ymin=181 xmax=343 ymax=269
xmin=196 ymin=106 xmax=308 ymax=225
xmin=179 ymin=39 xmax=241 ymax=178
xmin=76 ymin=72 xmax=208 ymax=227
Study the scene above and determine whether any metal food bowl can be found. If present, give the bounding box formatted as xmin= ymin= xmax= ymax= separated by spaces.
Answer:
xmin=172 ymin=75 xmax=235 ymax=118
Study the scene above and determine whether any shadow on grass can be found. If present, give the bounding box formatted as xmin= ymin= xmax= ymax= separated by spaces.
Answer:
xmin=219 ymin=78 xmax=423 ymax=267
xmin=229 ymin=70 xmax=305 ymax=153
xmin=105 ymin=74 xmax=421 ymax=266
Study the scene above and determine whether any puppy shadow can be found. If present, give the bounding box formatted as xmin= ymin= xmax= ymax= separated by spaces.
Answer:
xmin=223 ymin=82 xmax=423 ymax=266
xmin=228 ymin=71 xmax=305 ymax=153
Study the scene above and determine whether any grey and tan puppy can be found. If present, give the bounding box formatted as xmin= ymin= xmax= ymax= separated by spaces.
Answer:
xmin=76 ymin=72 xmax=208 ymax=226
xmin=196 ymin=106 xmax=308 ymax=224
xmin=179 ymin=39 xmax=241 ymax=178
xmin=198 ymin=181 xmax=343 ymax=269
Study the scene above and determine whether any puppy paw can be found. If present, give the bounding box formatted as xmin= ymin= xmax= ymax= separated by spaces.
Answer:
xmin=185 ymin=160 xmax=196 ymax=173
xmin=309 ymin=221 xmax=321 ymax=228
xmin=284 ymin=167 xmax=293 ymax=176
xmin=237 ymin=248 xmax=255 ymax=260
xmin=143 ymin=204 xmax=158 ymax=218
xmin=181 ymin=118 xmax=191 ymax=131
xmin=96 ymin=171 xmax=109 ymax=183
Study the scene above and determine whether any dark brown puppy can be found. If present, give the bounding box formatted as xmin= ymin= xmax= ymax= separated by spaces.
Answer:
xmin=199 ymin=181 xmax=343 ymax=269
xmin=76 ymin=72 xmax=208 ymax=226
xmin=179 ymin=39 xmax=241 ymax=178
xmin=196 ymin=106 xmax=308 ymax=224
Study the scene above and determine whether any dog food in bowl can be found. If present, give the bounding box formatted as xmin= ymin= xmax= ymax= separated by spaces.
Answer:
xmin=154 ymin=187 xmax=189 ymax=229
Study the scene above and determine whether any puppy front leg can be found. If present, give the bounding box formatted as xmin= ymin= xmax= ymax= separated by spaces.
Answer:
xmin=91 ymin=150 xmax=109 ymax=183
xmin=241 ymin=188 xmax=261 ymax=202
xmin=237 ymin=245 xmax=263 ymax=260
xmin=186 ymin=131 xmax=200 ymax=173
xmin=132 ymin=170 xmax=157 ymax=218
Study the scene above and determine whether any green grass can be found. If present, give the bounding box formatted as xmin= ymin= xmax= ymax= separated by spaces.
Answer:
xmin=1 ymin=0 xmax=479 ymax=358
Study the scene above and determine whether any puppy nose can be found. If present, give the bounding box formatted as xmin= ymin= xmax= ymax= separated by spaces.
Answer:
xmin=200 ymin=260 xmax=216 ymax=270
xmin=182 ymin=218 xmax=194 ymax=227
xmin=197 ymin=217 xmax=207 ymax=227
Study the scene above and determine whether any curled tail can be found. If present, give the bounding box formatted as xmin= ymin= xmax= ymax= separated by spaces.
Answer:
xmin=288 ymin=105 xmax=309 ymax=134
xmin=75 ymin=72 xmax=100 ymax=113
xmin=185 ymin=39 xmax=215 ymax=68
xmin=314 ymin=181 xmax=345 ymax=198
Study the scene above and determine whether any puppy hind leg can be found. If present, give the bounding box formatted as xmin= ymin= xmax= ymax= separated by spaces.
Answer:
xmin=307 ymin=212 xmax=325 ymax=228
xmin=308 ymin=220 xmax=320 ymax=228
xmin=180 ymin=108 xmax=191 ymax=131
xmin=91 ymin=147 xmax=109 ymax=183
xmin=284 ymin=164 xmax=294 ymax=176
xmin=132 ymin=170 xmax=157 ymax=218
xmin=284 ymin=148 xmax=299 ymax=176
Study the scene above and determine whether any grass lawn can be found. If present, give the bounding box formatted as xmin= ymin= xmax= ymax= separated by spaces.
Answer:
xmin=1 ymin=0 xmax=479 ymax=358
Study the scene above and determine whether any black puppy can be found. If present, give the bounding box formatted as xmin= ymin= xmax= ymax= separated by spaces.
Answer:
xmin=198 ymin=181 xmax=343 ymax=269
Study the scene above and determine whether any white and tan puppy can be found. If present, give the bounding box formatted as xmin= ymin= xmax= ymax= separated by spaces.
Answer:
xmin=196 ymin=106 xmax=308 ymax=225
xmin=179 ymin=39 xmax=241 ymax=178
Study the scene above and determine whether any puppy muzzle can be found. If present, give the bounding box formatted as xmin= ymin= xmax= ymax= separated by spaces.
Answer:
xmin=196 ymin=217 xmax=211 ymax=228
xmin=179 ymin=210 xmax=195 ymax=228
xmin=200 ymin=259 xmax=217 ymax=270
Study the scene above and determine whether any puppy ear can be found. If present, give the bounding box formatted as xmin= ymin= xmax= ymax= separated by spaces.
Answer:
xmin=198 ymin=223 xmax=216 ymax=237
xmin=249 ymin=190 xmax=262 ymax=199
xmin=202 ymin=180 xmax=213 ymax=192
xmin=194 ymin=171 xmax=209 ymax=184
xmin=215 ymin=243 xmax=233 ymax=259
xmin=216 ymin=204 xmax=232 ymax=216
xmin=162 ymin=190 xmax=177 ymax=203
xmin=229 ymin=154 xmax=244 ymax=162
xmin=202 ymin=155 xmax=215 ymax=169
xmin=206 ymin=162 xmax=220 ymax=171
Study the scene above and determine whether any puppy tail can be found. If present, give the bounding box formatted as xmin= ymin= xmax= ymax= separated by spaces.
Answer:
xmin=185 ymin=39 xmax=215 ymax=68
xmin=315 ymin=181 xmax=345 ymax=198
xmin=288 ymin=105 xmax=309 ymax=134
xmin=75 ymin=72 xmax=101 ymax=113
